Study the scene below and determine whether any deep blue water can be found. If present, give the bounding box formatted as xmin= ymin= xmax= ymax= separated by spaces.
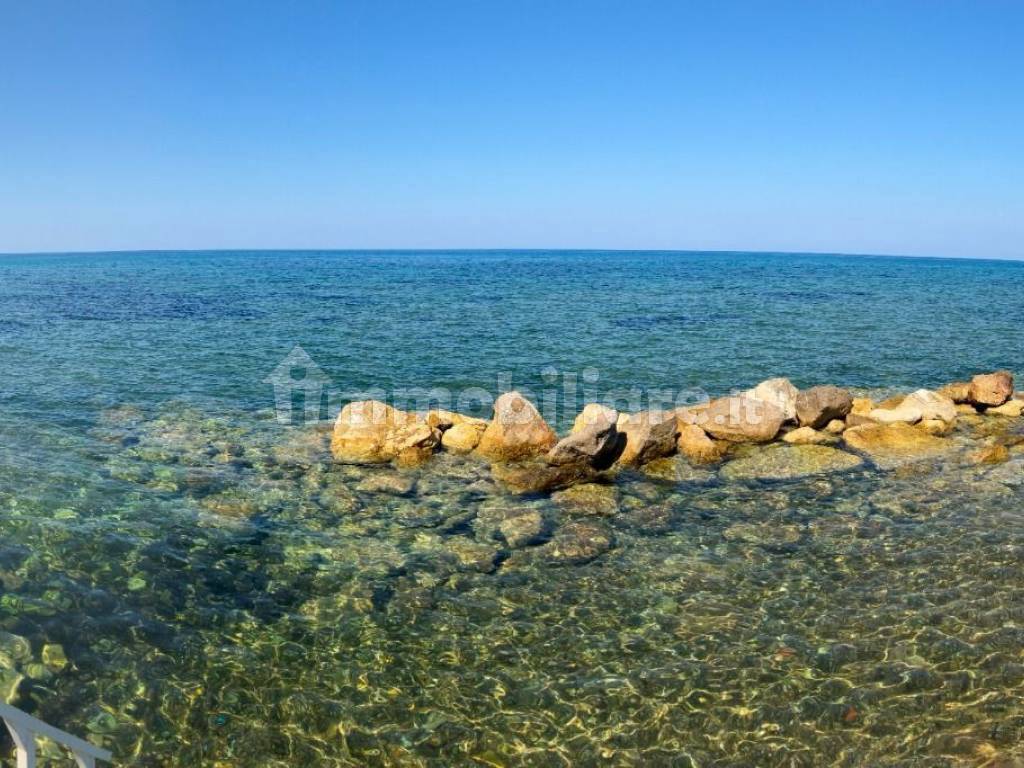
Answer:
xmin=2 ymin=250 xmax=1022 ymax=429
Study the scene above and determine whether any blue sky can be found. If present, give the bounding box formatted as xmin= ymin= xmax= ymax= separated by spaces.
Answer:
xmin=2 ymin=1 xmax=1022 ymax=257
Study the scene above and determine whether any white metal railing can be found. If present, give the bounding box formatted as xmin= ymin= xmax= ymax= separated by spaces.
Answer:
xmin=1 ymin=702 xmax=111 ymax=768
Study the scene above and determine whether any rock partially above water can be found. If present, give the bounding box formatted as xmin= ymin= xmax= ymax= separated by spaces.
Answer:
xmin=721 ymin=445 xmax=863 ymax=481
xmin=782 ymin=426 xmax=831 ymax=445
xmin=546 ymin=407 xmax=621 ymax=469
xmin=676 ymin=424 xmax=726 ymax=463
xmin=616 ymin=411 xmax=677 ymax=466
xmin=440 ymin=419 xmax=488 ymax=453
xmin=796 ymin=386 xmax=853 ymax=429
xmin=869 ymin=389 xmax=957 ymax=425
xmin=743 ymin=377 xmax=799 ymax=421
xmin=698 ymin=396 xmax=785 ymax=443
xmin=331 ymin=400 xmax=438 ymax=464
xmin=843 ymin=422 xmax=956 ymax=469
xmin=968 ymin=370 xmax=1014 ymax=407
xmin=475 ymin=392 xmax=557 ymax=462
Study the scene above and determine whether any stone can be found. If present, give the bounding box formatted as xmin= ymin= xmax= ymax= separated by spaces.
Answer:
xmin=386 ymin=422 xmax=443 ymax=467
xmin=723 ymin=522 xmax=801 ymax=549
xmin=641 ymin=456 xmax=716 ymax=484
xmin=969 ymin=371 xmax=1014 ymax=407
xmin=491 ymin=460 xmax=594 ymax=494
xmin=918 ymin=418 xmax=954 ymax=436
xmin=546 ymin=408 xmax=621 ymax=469
xmin=968 ymin=444 xmax=1010 ymax=465
xmin=720 ymin=445 xmax=863 ymax=481
xmin=475 ymin=392 xmax=557 ymax=462
xmin=742 ymin=377 xmax=799 ymax=421
xmin=824 ymin=419 xmax=847 ymax=434
xmin=843 ymin=422 xmax=956 ymax=469
xmin=541 ymin=521 xmax=614 ymax=565
xmin=699 ymin=396 xmax=785 ymax=443
xmin=41 ymin=644 xmax=68 ymax=672
xmin=795 ymin=386 xmax=854 ymax=429
xmin=851 ymin=398 xmax=874 ymax=415
xmin=782 ymin=426 xmax=830 ymax=445
xmin=869 ymin=389 xmax=956 ymax=425
xmin=552 ymin=483 xmax=619 ymax=517
xmin=675 ymin=424 xmax=726 ymax=464
xmin=331 ymin=401 xmax=432 ymax=464
xmin=616 ymin=410 xmax=678 ymax=466
xmin=938 ymin=381 xmax=971 ymax=403
xmin=987 ymin=399 xmax=1024 ymax=417
xmin=440 ymin=419 xmax=488 ymax=453
xmin=355 ymin=473 xmax=416 ymax=496
xmin=955 ymin=403 xmax=978 ymax=415
xmin=571 ymin=403 xmax=618 ymax=433
xmin=498 ymin=509 xmax=546 ymax=548
xmin=444 ymin=538 xmax=500 ymax=573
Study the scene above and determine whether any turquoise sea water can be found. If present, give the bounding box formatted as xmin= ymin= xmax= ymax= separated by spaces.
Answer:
xmin=2 ymin=250 xmax=1024 ymax=766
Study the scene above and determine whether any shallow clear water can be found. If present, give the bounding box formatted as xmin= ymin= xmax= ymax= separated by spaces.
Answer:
xmin=2 ymin=250 xmax=1024 ymax=767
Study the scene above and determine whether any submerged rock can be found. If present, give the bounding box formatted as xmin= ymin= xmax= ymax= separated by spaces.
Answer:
xmin=796 ymin=386 xmax=853 ymax=429
xmin=491 ymin=460 xmax=594 ymax=494
xmin=641 ymin=456 xmax=716 ymax=484
xmin=552 ymin=482 xmax=619 ymax=517
xmin=968 ymin=370 xmax=1014 ymax=407
xmin=742 ymin=377 xmax=799 ymax=421
xmin=721 ymin=445 xmax=863 ymax=481
xmin=498 ymin=509 xmax=547 ymax=548
xmin=843 ymin=422 xmax=956 ymax=469
xmin=698 ymin=396 xmax=785 ymax=443
xmin=616 ymin=411 xmax=677 ymax=466
xmin=540 ymin=520 xmax=615 ymax=565
xmin=475 ymin=392 xmax=557 ymax=462
xmin=546 ymin=407 xmax=621 ymax=469
xmin=782 ymin=426 xmax=831 ymax=445
xmin=723 ymin=521 xmax=801 ymax=549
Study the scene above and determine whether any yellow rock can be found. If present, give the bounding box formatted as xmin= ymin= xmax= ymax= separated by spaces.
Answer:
xmin=440 ymin=419 xmax=488 ymax=453
xmin=782 ymin=426 xmax=830 ymax=445
xmin=475 ymin=392 xmax=557 ymax=462
xmin=843 ymin=422 xmax=956 ymax=469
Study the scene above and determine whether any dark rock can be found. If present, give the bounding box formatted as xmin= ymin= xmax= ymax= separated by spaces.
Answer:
xmin=540 ymin=521 xmax=615 ymax=565
xmin=796 ymin=386 xmax=854 ymax=429
xmin=546 ymin=409 xmax=622 ymax=469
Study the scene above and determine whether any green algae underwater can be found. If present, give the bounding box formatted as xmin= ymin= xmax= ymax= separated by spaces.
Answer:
xmin=3 ymin=250 xmax=1024 ymax=767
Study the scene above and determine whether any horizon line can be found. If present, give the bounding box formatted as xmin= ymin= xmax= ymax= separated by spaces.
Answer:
xmin=1 ymin=246 xmax=1022 ymax=264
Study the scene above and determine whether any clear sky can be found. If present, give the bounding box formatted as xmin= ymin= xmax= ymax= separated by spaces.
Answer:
xmin=2 ymin=1 xmax=1022 ymax=258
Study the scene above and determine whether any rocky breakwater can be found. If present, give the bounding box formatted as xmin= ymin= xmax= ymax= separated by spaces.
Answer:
xmin=326 ymin=370 xmax=1021 ymax=566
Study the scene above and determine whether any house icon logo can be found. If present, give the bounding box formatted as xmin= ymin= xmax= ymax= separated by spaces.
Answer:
xmin=264 ymin=346 xmax=332 ymax=425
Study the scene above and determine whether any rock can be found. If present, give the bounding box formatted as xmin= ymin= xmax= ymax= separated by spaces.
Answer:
xmin=552 ymin=483 xmax=619 ymax=517
xmin=699 ymin=396 xmax=785 ymax=443
xmin=546 ymin=408 xmax=621 ymax=469
xmin=969 ymin=371 xmax=1014 ymax=407
xmin=843 ymin=422 xmax=956 ymax=469
xmin=955 ymin=403 xmax=978 ymax=415
xmin=988 ymin=399 xmax=1024 ymax=417
xmin=475 ymin=392 xmax=557 ymax=462
xmin=498 ymin=509 xmax=546 ymax=548
xmin=782 ymin=426 xmax=830 ymax=445
xmin=355 ymin=473 xmax=416 ymax=496
xmin=331 ymin=401 xmax=436 ymax=464
xmin=641 ymin=455 xmax=716 ymax=484
xmin=938 ymin=381 xmax=971 ymax=403
xmin=824 ymin=419 xmax=847 ymax=434
xmin=491 ymin=460 xmax=594 ymax=494
xmin=675 ymin=424 xmax=726 ymax=463
xmin=851 ymin=398 xmax=874 ymax=415
xmin=721 ymin=445 xmax=863 ymax=481
xmin=272 ymin=425 xmax=331 ymax=468
xmin=571 ymin=403 xmax=618 ymax=433
xmin=540 ymin=521 xmax=614 ymax=565
xmin=616 ymin=411 xmax=678 ymax=466
xmin=795 ymin=386 xmax=853 ymax=429
xmin=968 ymin=444 xmax=1010 ymax=465
xmin=41 ymin=644 xmax=68 ymax=672
xmin=444 ymin=538 xmax=500 ymax=573
xmin=723 ymin=522 xmax=801 ymax=549
xmin=918 ymin=418 xmax=954 ymax=436
xmin=742 ymin=377 xmax=799 ymax=421
xmin=869 ymin=389 xmax=956 ymax=425
xmin=440 ymin=419 xmax=488 ymax=453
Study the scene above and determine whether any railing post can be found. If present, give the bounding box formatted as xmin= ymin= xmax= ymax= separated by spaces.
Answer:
xmin=4 ymin=717 xmax=37 ymax=768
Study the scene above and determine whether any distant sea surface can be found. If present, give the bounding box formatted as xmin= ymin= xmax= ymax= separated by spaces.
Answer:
xmin=2 ymin=250 xmax=1024 ymax=767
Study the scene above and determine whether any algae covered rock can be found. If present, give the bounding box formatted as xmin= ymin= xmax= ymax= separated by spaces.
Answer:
xmin=796 ymin=386 xmax=853 ymax=429
xmin=475 ymin=392 xmax=557 ymax=462
xmin=540 ymin=520 xmax=615 ymax=565
xmin=491 ymin=459 xmax=594 ymax=494
xmin=551 ymin=482 xmax=619 ymax=517
xmin=843 ymin=422 xmax=956 ymax=469
xmin=721 ymin=445 xmax=863 ymax=481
